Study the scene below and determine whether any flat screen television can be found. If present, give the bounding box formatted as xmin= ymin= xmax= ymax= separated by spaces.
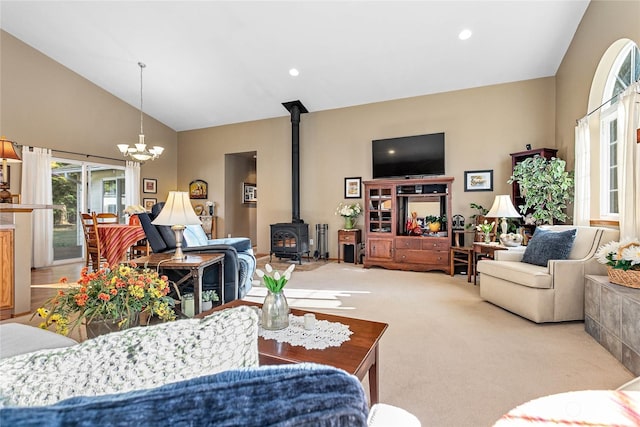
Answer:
xmin=372 ymin=132 xmax=445 ymax=179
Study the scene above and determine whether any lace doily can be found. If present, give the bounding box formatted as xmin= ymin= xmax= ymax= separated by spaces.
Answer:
xmin=255 ymin=309 xmax=353 ymax=350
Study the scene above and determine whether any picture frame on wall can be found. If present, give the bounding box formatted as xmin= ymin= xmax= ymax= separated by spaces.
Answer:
xmin=344 ymin=177 xmax=362 ymax=199
xmin=243 ymin=183 xmax=257 ymax=204
xmin=189 ymin=179 xmax=208 ymax=199
xmin=143 ymin=198 xmax=157 ymax=212
xmin=464 ymin=170 xmax=493 ymax=192
xmin=143 ymin=178 xmax=157 ymax=194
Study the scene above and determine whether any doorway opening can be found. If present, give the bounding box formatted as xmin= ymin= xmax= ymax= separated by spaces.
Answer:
xmin=224 ymin=152 xmax=257 ymax=246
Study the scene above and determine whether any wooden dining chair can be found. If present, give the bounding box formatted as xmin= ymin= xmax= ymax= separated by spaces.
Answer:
xmin=129 ymin=238 xmax=151 ymax=259
xmin=96 ymin=212 xmax=118 ymax=223
xmin=81 ymin=212 xmax=102 ymax=270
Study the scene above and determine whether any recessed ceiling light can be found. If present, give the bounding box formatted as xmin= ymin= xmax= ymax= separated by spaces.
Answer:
xmin=458 ymin=29 xmax=472 ymax=40
xmin=289 ymin=68 xmax=299 ymax=77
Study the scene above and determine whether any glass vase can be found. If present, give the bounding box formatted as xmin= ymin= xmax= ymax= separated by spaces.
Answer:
xmin=85 ymin=312 xmax=140 ymax=339
xmin=262 ymin=290 xmax=289 ymax=330
xmin=484 ymin=232 xmax=491 ymax=243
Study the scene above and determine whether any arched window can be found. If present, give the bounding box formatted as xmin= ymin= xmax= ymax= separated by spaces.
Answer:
xmin=599 ymin=42 xmax=640 ymax=217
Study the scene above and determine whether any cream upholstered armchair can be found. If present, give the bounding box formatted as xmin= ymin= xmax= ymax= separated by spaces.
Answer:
xmin=477 ymin=225 xmax=619 ymax=323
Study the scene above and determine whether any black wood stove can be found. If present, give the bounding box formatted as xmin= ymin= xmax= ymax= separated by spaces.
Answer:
xmin=270 ymin=100 xmax=310 ymax=264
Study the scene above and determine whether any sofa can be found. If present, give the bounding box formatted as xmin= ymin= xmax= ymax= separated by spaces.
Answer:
xmin=0 ymin=309 xmax=420 ymax=426
xmin=477 ymin=225 xmax=619 ymax=323
xmin=138 ymin=211 xmax=256 ymax=302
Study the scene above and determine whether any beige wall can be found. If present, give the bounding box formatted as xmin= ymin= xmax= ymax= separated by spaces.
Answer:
xmin=555 ymin=0 xmax=639 ymax=218
xmin=179 ymin=78 xmax=556 ymax=256
xmin=224 ymin=153 xmax=257 ymax=241
xmin=3 ymin=0 xmax=637 ymax=257
xmin=0 ymin=31 xmax=179 ymax=200
xmin=555 ymin=0 xmax=640 ymax=166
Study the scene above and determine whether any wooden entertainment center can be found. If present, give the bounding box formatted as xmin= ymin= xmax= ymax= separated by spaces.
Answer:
xmin=363 ymin=177 xmax=453 ymax=273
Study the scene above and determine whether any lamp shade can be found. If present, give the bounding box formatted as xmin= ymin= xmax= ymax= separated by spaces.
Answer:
xmin=0 ymin=137 xmax=21 ymax=162
xmin=486 ymin=195 xmax=521 ymax=219
xmin=152 ymin=191 xmax=201 ymax=226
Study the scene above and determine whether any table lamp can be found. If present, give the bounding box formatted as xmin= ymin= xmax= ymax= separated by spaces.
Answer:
xmin=152 ymin=191 xmax=201 ymax=260
xmin=486 ymin=195 xmax=522 ymax=236
xmin=0 ymin=137 xmax=22 ymax=204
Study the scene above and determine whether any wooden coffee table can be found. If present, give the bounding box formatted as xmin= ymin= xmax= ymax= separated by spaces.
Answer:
xmin=199 ymin=299 xmax=388 ymax=404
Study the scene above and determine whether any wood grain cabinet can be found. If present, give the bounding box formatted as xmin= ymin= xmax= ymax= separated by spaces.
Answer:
xmin=0 ymin=228 xmax=14 ymax=320
xmin=363 ymin=177 xmax=453 ymax=273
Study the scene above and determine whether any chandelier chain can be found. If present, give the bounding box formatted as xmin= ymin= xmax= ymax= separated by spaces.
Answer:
xmin=139 ymin=62 xmax=145 ymax=135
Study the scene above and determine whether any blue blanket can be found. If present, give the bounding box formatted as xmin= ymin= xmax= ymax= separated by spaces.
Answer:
xmin=0 ymin=363 xmax=369 ymax=426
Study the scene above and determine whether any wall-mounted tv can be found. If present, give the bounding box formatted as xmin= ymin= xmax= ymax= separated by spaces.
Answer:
xmin=372 ymin=132 xmax=445 ymax=179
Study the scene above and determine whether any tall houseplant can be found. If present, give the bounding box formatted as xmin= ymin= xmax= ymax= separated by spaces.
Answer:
xmin=508 ymin=155 xmax=574 ymax=224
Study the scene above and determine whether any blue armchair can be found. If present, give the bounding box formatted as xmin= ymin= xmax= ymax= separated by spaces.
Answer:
xmin=137 ymin=212 xmax=256 ymax=302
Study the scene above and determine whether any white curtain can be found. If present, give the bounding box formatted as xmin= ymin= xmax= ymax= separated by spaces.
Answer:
xmin=573 ymin=118 xmax=591 ymax=226
xmin=124 ymin=161 xmax=141 ymax=207
xmin=20 ymin=146 xmax=53 ymax=268
xmin=616 ymin=81 xmax=640 ymax=239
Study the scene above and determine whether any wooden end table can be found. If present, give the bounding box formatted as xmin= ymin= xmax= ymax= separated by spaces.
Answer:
xmin=130 ymin=253 xmax=224 ymax=314
xmin=200 ymin=300 xmax=388 ymax=405
xmin=338 ymin=228 xmax=362 ymax=264
xmin=472 ymin=242 xmax=507 ymax=285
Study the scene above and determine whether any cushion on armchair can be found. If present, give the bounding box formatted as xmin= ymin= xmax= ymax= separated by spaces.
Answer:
xmin=0 ymin=306 xmax=259 ymax=407
xmin=521 ymin=228 xmax=577 ymax=267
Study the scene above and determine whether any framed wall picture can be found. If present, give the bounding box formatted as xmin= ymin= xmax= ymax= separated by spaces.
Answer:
xmin=344 ymin=177 xmax=362 ymax=199
xmin=143 ymin=178 xmax=157 ymax=194
xmin=143 ymin=198 xmax=157 ymax=212
xmin=464 ymin=170 xmax=493 ymax=192
xmin=243 ymin=182 xmax=257 ymax=203
xmin=189 ymin=179 xmax=208 ymax=199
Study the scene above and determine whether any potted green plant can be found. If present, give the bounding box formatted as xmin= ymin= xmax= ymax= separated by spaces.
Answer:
xmin=424 ymin=215 xmax=443 ymax=232
xmin=508 ymin=156 xmax=574 ymax=224
xmin=201 ymin=289 xmax=219 ymax=311
xmin=465 ymin=203 xmax=488 ymax=230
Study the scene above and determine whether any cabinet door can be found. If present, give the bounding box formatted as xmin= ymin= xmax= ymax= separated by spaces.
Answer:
xmin=366 ymin=185 xmax=394 ymax=235
xmin=0 ymin=229 xmax=14 ymax=311
xmin=367 ymin=238 xmax=393 ymax=261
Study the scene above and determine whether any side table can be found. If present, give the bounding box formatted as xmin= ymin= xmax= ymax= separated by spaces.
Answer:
xmin=338 ymin=229 xmax=361 ymax=264
xmin=130 ymin=253 xmax=224 ymax=315
xmin=472 ymin=242 xmax=507 ymax=285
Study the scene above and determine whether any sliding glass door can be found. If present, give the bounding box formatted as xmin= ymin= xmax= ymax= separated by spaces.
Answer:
xmin=52 ymin=159 xmax=125 ymax=263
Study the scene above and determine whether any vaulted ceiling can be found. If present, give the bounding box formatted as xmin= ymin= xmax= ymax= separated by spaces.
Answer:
xmin=1 ymin=1 xmax=589 ymax=131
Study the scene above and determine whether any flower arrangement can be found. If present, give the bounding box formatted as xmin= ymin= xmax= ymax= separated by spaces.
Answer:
xmin=596 ymin=238 xmax=640 ymax=271
xmin=476 ymin=220 xmax=495 ymax=235
xmin=255 ymin=263 xmax=295 ymax=293
xmin=34 ymin=264 xmax=176 ymax=336
xmin=335 ymin=202 xmax=363 ymax=219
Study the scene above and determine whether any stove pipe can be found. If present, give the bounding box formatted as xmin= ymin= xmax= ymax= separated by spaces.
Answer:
xmin=282 ymin=100 xmax=308 ymax=223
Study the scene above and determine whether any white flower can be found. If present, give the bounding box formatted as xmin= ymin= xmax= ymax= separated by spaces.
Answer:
xmin=595 ymin=238 xmax=640 ymax=269
xmin=621 ymin=245 xmax=640 ymax=266
xmin=274 ymin=271 xmax=281 ymax=280
xmin=336 ymin=202 xmax=362 ymax=218
xmin=255 ymin=269 xmax=265 ymax=278
xmin=265 ymin=264 xmax=273 ymax=273
xmin=595 ymin=240 xmax=621 ymax=264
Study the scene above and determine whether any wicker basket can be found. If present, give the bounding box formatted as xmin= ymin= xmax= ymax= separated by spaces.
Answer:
xmin=607 ymin=266 xmax=640 ymax=289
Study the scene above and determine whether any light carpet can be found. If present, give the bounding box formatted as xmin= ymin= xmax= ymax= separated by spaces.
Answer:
xmin=248 ymin=262 xmax=634 ymax=426
xmin=7 ymin=261 xmax=635 ymax=426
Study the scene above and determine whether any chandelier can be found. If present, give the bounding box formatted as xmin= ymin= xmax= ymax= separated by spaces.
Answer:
xmin=117 ymin=62 xmax=164 ymax=162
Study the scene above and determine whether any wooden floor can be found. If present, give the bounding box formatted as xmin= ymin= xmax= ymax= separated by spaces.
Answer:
xmin=30 ymin=262 xmax=85 ymax=313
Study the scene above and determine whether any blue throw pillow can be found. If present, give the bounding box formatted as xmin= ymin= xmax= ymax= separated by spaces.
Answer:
xmin=522 ymin=228 xmax=577 ymax=267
